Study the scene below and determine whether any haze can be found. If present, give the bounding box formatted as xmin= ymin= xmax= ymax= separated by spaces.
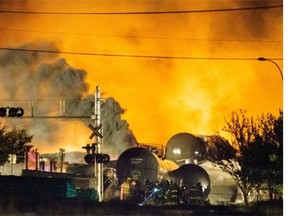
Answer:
xmin=0 ymin=0 xmax=283 ymax=153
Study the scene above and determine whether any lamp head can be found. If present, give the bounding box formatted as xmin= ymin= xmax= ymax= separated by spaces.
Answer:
xmin=258 ymin=57 xmax=267 ymax=61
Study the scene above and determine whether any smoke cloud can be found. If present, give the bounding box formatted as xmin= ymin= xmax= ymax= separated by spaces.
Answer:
xmin=0 ymin=42 xmax=137 ymax=154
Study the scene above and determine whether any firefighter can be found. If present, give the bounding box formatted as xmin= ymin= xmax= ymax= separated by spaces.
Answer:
xmin=144 ymin=178 xmax=151 ymax=200
xmin=163 ymin=179 xmax=172 ymax=203
xmin=179 ymin=178 xmax=186 ymax=204
xmin=196 ymin=182 xmax=204 ymax=199
xmin=171 ymin=182 xmax=180 ymax=204
xmin=154 ymin=179 xmax=164 ymax=204
xmin=120 ymin=177 xmax=132 ymax=201
xmin=130 ymin=180 xmax=140 ymax=201
xmin=188 ymin=183 xmax=198 ymax=204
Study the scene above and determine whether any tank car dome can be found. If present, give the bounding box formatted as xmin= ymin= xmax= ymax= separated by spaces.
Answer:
xmin=168 ymin=164 xmax=211 ymax=198
xmin=166 ymin=133 xmax=207 ymax=165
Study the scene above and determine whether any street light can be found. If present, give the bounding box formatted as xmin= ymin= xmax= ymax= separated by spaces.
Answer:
xmin=257 ymin=57 xmax=283 ymax=80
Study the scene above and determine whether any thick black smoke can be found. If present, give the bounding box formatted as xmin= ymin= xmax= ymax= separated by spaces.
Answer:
xmin=102 ymin=98 xmax=137 ymax=157
xmin=0 ymin=41 xmax=136 ymax=155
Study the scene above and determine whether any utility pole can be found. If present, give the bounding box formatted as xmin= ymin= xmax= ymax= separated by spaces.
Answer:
xmin=95 ymin=86 xmax=103 ymax=202
xmin=83 ymin=86 xmax=108 ymax=202
xmin=59 ymin=148 xmax=65 ymax=173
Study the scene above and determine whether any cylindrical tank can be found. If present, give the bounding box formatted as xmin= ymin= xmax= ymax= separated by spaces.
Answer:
xmin=168 ymin=164 xmax=211 ymax=199
xmin=116 ymin=147 xmax=178 ymax=189
xmin=166 ymin=133 xmax=207 ymax=165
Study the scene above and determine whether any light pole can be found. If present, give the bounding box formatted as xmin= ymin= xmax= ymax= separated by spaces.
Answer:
xmin=257 ymin=57 xmax=283 ymax=80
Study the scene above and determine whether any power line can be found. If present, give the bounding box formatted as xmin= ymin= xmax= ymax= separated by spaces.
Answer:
xmin=0 ymin=47 xmax=283 ymax=61
xmin=0 ymin=5 xmax=282 ymax=15
xmin=0 ymin=27 xmax=283 ymax=44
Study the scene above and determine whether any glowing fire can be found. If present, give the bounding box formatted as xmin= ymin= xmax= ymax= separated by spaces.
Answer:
xmin=0 ymin=1 xmax=283 ymax=153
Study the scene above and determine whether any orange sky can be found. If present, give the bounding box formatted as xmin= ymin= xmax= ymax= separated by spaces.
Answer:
xmin=0 ymin=1 xmax=283 ymax=153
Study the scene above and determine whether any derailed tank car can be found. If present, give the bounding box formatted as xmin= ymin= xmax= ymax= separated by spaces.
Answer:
xmin=116 ymin=147 xmax=178 ymax=191
xmin=116 ymin=147 xmax=211 ymax=205
xmin=168 ymin=164 xmax=211 ymax=204
xmin=166 ymin=133 xmax=207 ymax=165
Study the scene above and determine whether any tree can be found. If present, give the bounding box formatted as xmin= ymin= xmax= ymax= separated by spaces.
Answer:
xmin=258 ymin=111 xmax=283 ymax=200
xmin=217 ymin=109 xmax=283 ymax=205
xmin=204 ymin=135 xmax=236 ymax=162
xmin=0 ymin=123 xmax=9 ymax=166
xmin=0 ymin=121 xmax=33 ymax=174
xmin=218 ymin=109 xmax=259 ymax=206
xmin=243 ymin=111 xmax=283 ymax=200
xmin=273 ymin=110 xmax=283 ymax=197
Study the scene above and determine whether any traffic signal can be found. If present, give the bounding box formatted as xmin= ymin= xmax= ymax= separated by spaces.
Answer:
xmin=0 ymin=107 xmax=24 ymax=117
xmin=84 ymin=153 xmax=110 ymax=164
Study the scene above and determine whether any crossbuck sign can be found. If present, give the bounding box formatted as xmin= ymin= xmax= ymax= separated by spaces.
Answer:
xmin=88 ymin=123 xmax=103 ymax=139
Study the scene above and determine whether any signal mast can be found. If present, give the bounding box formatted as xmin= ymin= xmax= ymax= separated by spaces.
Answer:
xmin=95 ymin=86 xmax=103 ymax=202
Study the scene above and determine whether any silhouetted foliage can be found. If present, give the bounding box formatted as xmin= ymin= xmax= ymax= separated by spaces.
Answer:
xmin=205 ymin=135 xmax=236 ymax=161
xmin=0 ymin=121 xmax=33 ymax=170
xmin=242 ymin=111 xmax=282 ymax=200
xmin=216 ymin=109 xmax=283 ymax=206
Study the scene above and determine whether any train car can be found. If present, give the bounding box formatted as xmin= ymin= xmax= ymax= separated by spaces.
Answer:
xmin=116 ymin=147 xmax=179 ymax=190
xmin=165 ymin=133 xmax=207 ymax=165
xmin=115 ymin=147 xmax=212 ymax=205
xmin=168 ymin=164 xmax=211 ymax=204
xmin=166 ymin=133 xmax=241 ymax=204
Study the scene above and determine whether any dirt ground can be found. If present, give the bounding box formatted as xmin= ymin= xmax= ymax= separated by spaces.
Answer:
xmin=0 ymin=199 xmax=283 ymax=216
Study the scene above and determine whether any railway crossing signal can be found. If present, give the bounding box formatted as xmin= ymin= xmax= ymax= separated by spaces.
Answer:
xmin=82 ymin=144 xmax=110 ymax=164
xmin=88 ymin=123 xmax=103 ymax=139
xmin=0 ymin=107 xmax=24 ymax=117
xmin=82 ymin=143 xmax=96 ymax=154
xmin=95 ymin=154 xmax=110 ymax=163
xmin=84 ymin=154 xmax=94 ymax=164
xmin=84 ymin=153 xmax=110 ymax=164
